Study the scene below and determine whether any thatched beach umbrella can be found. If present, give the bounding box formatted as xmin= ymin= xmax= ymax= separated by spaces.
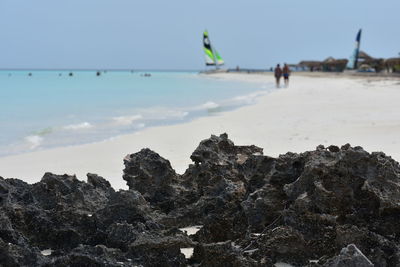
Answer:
xmin=356 ymin=51 xmax=385 ymax=72
xmin=358 ymin=51 xmax=373 ymax=61
xmin=385 ymin=58 xmax=400 ymax=73
xmin=298 ymin=61 xmax=323 ymax=71
xmin=322 ymin=57 xmax=349 ymax=72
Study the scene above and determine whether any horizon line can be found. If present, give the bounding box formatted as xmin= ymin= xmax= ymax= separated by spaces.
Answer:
xmin=0 ymin=68 xmax=203 ymax=72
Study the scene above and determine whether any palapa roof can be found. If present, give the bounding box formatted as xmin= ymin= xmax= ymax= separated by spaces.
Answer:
xmin=385 ymin=57 xmax=400 ymax=65
xmin=298 ymin=61 xmax=322 ymax=67
xmin=358 ymin=51 xmax=373 ymax=60
xmin=323 ymin=57 xmax=335 ymax=63
xmin=323 ymin=58 xmax=348 ymax=65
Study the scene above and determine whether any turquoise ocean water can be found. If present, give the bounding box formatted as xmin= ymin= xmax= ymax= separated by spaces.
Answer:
xmin=0 ymin=70 xmax=273 ymax=156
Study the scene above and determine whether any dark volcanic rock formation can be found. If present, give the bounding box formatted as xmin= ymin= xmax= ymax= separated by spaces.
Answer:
xmin=2 ymin=133 xmax=400 ymax=266
xmin=123 ymin=148 xmax=180 ymax=213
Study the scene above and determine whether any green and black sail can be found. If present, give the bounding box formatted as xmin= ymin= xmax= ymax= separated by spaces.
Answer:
xmin=203 ymin=30 xmax=224 ymax=67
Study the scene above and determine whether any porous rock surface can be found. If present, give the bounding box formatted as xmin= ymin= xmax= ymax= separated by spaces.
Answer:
xmin=1 ymin=133 xmax=400 ymax=266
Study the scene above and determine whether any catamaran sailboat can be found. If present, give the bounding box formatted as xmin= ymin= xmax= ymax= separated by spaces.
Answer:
xmin=347 ymin=29 xmax=362 ymax=70
xmin=203 ymin=30 xmax=225 ymax=70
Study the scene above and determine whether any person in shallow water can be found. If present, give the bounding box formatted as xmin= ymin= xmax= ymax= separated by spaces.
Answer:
xmin=274 ymin=64 xmax=282 ymax=88
xmin=283 ymin=63 xmax=290 ymax=87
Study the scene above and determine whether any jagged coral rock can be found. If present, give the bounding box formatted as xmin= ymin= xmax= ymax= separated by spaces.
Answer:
xmin=1 ymin=134 xmax=400 ymax=266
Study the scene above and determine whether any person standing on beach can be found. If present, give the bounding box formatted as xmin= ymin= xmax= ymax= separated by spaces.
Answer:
xmin=283 ymin=63 xmax=290 ymax=87
xmin=274 ymin=64 xmax=282 ymax=88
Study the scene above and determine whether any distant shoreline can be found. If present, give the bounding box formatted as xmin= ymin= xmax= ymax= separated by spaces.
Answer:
xmin=292 ymin=71 xmax=400 ymax=79
xmin=203 ymin=69 xmax=400 ymax=79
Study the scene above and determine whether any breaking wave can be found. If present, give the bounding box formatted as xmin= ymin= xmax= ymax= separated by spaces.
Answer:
xmin=25 ymin=135 xmax=43 ymax=149
xmin=201 ymin=101 xmax=220 ymax=109
xmin=63 ymin=122 xmax=93 ymax=130
xmin=112 ymin=115 xmax=143 ymax=125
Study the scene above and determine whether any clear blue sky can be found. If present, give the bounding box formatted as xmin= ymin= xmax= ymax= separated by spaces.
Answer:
xmin=0 ymin=0 xmax=399 ymax=70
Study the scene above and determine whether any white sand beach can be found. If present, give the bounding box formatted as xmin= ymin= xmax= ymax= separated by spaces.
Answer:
xmin=0 ymin=73 xmax=399 ymax=190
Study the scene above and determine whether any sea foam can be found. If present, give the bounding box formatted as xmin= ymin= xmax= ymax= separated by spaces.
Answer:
xmin=232 ymin=91 xmax=267 ymax=105
xmin=138 ymin=108 xmax=189 ymax=120
xmin=162 ymin=110 xmax=189 ymax=119
xmin=112 ymin=115 xmax=143 ymax=125
xmin=25 ymin=135 xmax=43 ymax=149
xmin=201 ymin=101 xmax=220 ymax=109
xmin=63 ymin=122 xmax=93 ymax=130
xmin=134 ymin=123 xmax=146 ymax=129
